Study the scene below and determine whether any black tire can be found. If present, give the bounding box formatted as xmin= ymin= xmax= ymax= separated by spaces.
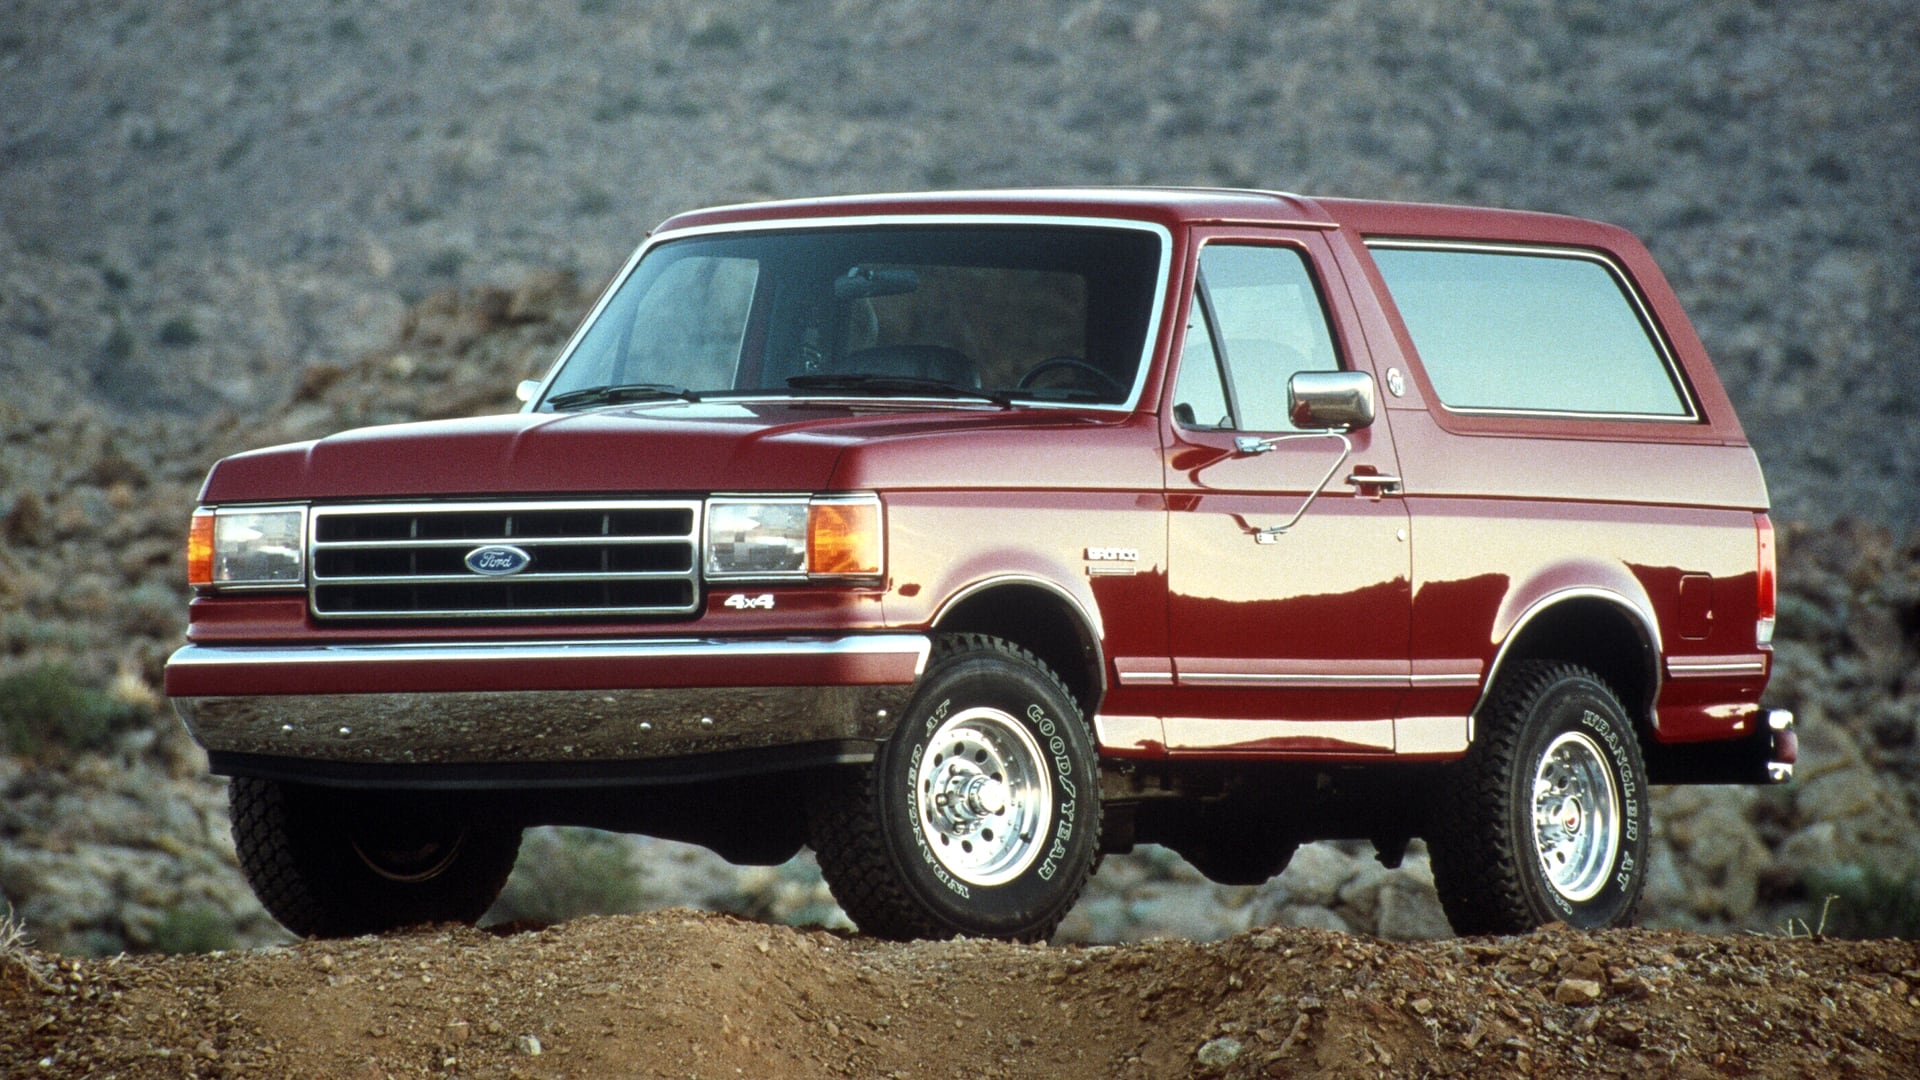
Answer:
xmin=230 ymin=778 xmax=522 ymax=938
xmin=1427 ymin=661 xmax=1649 ymax=935
xmin=808 ymin=634 xmax=1102 ymax=942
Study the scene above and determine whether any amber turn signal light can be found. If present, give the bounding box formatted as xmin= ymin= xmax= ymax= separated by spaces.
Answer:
xmin=187 ymin=509 xmax=215 ymax=587
xmin=808 ymin=500 xmax=881 ymax=577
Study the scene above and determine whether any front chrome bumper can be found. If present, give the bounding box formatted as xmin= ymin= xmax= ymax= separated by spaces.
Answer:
xmin=166 ymin=635 xmax=931 ymax=767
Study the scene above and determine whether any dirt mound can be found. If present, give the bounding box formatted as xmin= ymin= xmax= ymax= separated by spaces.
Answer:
xmin=5 ymin=911 xmax=1916 ymax=1078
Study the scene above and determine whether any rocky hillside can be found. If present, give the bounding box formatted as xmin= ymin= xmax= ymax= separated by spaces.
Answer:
xmin=2 ymin=0 xmax=1915 ymax=524
xmin=1 ymin=0 xmax=1917 ymax=955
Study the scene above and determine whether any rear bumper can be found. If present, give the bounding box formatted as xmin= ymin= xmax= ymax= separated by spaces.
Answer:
xmin=165 ymin=635 xmax=931 ymax=767
xmin=1645 ymin=705 xmax=1796 ymax=786
xmin=1764 ymin=708 xmax=1797 ymax=783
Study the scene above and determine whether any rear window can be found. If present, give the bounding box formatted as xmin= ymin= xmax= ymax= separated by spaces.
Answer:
xmin=1368 ymin=243 xmax=1693 ymax=420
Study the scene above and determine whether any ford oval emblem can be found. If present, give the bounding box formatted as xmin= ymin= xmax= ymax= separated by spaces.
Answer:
xmin=464 ymin=544 xmax=532 ymax=576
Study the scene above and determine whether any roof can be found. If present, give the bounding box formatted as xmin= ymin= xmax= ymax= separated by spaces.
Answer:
xmin=654 ymin=187 xmax=1332 ymax=233
xmin=650 ymin=187 xmax=1632 ymax=248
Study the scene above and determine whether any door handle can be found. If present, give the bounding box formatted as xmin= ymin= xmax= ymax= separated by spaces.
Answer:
xmin=1344 ymin=472 xmax=1403 ymax=495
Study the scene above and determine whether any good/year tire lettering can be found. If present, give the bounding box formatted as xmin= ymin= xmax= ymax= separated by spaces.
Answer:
xmin=807 ymin=634 xmax=1101 ymax=942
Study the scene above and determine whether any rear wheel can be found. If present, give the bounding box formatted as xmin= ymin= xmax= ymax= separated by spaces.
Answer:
xmin=1427 ymin=661 xmax=1648 ymax=934
xmin=808 ymin=634 xmax=1101 ymax=941
xmin=230 ymin=778 xmax=522 ymax=938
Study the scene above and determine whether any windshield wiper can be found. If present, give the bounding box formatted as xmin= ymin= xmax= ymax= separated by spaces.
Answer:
xmin=785 ymin=374 xmax=1014 ymax=407
xmin=545 ymin=383 xmax=702 ymax=410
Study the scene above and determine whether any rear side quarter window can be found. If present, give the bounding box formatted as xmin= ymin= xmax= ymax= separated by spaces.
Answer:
xmin=1368 ymin=242 xmax=1695 ymax=421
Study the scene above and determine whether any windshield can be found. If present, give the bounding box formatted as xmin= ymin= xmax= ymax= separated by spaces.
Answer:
xmin=536 ymin=224 xmax=1163 ymax=410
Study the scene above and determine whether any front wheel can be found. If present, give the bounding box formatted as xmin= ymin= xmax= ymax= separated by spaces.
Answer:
xmin=230 ymin=778 xmax=522 ymax=938
xmin=808 ymin=634 xmax=1102 ymax=941
xmin=1427 ymin=661 xmax=1648 ymax=935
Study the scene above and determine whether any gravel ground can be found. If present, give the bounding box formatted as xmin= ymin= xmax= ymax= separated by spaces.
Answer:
xmin=5 ymin=910 xmax=1919 ymax=1078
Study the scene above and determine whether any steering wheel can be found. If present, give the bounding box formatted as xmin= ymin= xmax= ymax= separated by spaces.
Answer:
xmin=1017 ymin=357 xmax=1126 ymax=398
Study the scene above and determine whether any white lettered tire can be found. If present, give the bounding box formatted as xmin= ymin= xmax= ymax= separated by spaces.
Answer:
xmin=808 ymin=634 xmax=1101 ymax=941
xmin=1428 ymin=661 xmax=1649 ymax=934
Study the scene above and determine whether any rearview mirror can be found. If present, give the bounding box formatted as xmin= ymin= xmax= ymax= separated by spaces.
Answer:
xmin=834 ymin=266 xmax=921 ymax=300
xmin=1288 ymin=370 xmax=1375 ymax=430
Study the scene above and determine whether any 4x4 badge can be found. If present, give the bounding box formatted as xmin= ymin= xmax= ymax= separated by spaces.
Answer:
xmin=724 ymin=593 xmax=776 ymax=611
xmin=464 ymin=544 xmax=532 ymax=576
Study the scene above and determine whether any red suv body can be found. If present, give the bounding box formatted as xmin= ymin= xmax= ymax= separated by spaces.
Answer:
xmin=166 ymin=189 xmax=1792 ymax=941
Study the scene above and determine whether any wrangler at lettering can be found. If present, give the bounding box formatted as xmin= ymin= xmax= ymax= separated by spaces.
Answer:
xmin=166 ymin=189 xmax=1793 ymax=941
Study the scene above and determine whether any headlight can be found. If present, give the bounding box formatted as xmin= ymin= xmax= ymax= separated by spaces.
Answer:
xmin=188 ymin=506 xmax=308 ymax=588
xmin=704 ymin=495 xmax=882 ymax=580
xmin=705 ymin=498 xmax=808 ymax=577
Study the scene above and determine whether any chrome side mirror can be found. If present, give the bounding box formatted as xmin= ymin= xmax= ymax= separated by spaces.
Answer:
xmin=516 ymin=379 xmax=542 ymax=404
xmin=1288 ymin=370 xmax=1375 ymax=430
xmin=1231 ymin=370 xmax=1377 ymax=543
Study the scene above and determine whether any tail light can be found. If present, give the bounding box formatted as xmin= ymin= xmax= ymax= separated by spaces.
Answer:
xmin=1755 ymin=513 xmax=1777 ymax=646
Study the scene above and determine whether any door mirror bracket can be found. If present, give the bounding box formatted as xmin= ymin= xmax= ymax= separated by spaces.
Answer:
xmin=1234 ymin=371 xmax=1377 ymax=542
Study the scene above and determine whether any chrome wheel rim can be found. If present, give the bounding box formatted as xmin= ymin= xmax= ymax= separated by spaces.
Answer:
xmin=914 ymin=707 xmax=1052 ymax=887
xmin=1531 ymin=731 xmax=1620 ymax=903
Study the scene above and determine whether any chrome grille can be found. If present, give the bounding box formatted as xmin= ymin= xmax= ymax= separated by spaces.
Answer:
xmin=309 ymin=501 xmax=701 ymax=620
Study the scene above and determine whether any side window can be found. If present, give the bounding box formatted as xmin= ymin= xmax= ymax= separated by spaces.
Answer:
xmin=1368 ymin=244 xmax=1693 ymax=419
xmin=1171 ymin=300 xmax=1230 ymax=428
xmin=1172 ymin=244 xmax=1341 ymax=432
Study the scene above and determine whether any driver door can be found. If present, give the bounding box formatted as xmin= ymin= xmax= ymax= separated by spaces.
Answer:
xmin=1162 ymin=232 xmax=1412 ymax=754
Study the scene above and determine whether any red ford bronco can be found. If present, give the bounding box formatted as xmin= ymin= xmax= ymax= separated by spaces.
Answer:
xmin=165 ymin=188 xmax=1793 ymax=942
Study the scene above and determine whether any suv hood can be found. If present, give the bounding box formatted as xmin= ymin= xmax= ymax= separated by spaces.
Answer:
xmin=197 ymin=401 xmax=1129 ymax=502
